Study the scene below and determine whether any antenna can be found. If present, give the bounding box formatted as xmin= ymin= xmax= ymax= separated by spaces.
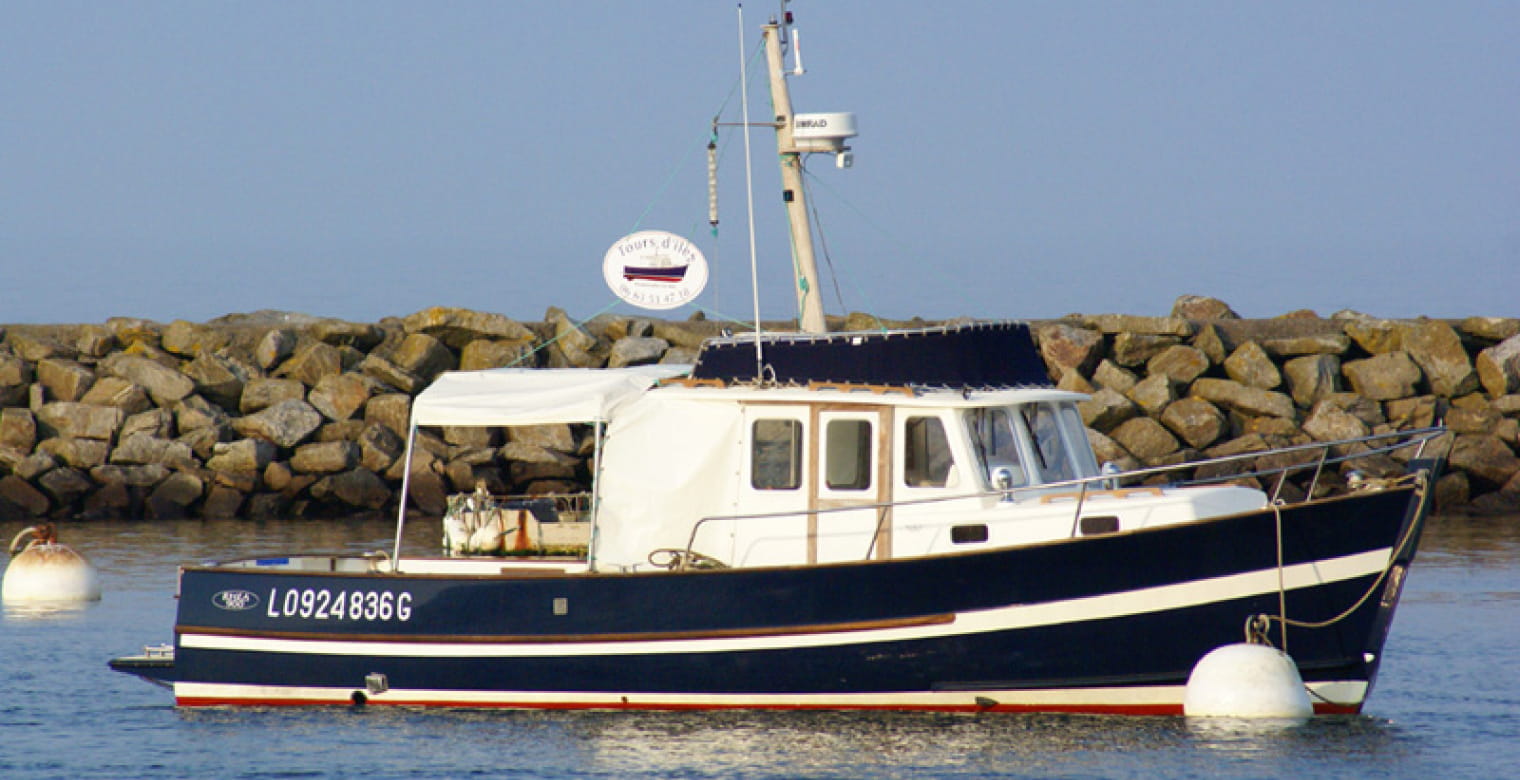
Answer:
xmin=791 ymin=29 xmax=805 ymax=75
xmin=738 ymin=4 xmax=765 ymax=377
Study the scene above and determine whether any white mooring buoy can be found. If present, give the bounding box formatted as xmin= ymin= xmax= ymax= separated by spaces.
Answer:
xmin=1183 ymin=643 xmax=1313 ymax=719
xmin=3 ymin=524 xmax=102 ymax=604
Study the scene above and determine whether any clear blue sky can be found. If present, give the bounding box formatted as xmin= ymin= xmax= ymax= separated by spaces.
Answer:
xmin=4 ymin=1 xmax=1515 ymax=326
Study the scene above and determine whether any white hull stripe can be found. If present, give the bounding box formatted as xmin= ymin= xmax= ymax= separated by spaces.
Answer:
xmin=173 ymin=680 xmax=1371 ymax=710
xmin=180 ymin=548 xmax=1390 ymax=659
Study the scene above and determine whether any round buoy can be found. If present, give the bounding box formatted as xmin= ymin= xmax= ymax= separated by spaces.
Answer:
xmin=3 ymin=524 xmax=102 ymax=603
xmin=1183 ymin=643 xmax=1313 ymax=719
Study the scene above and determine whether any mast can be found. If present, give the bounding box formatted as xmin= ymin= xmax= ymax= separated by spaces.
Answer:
xmin=761 ymin=17 xmax=828 ymax=334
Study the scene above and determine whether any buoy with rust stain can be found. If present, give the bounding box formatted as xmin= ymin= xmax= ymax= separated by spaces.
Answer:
xmin=1183 ymin=643 xmax=1313 ymax=719
xmin=3 ymin=523 xmax=102 ymax=603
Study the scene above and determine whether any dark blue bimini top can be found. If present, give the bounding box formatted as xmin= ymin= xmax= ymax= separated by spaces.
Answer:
xmin=690 ymin=321 xmax=1052 ymax=390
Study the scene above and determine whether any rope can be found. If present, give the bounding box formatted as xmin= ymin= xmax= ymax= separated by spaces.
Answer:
xmin=505 ymin=299 xmax=624 ymax=368
xmin=1257 ymin=471 xmax=1429 ymax=637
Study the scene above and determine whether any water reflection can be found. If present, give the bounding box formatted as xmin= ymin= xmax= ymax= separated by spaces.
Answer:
xmin=0 ymin=513 xmax=1513 ymax=779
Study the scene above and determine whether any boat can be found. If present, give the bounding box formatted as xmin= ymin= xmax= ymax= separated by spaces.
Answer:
xmin=110 ymin=8 xmax=1445 ymax=714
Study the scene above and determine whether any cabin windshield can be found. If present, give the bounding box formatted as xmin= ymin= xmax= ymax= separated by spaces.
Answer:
xmin=966 ymin=407 xmax=1027 ymax=488
xmin=966 ymin=402 xmax=1099 ymax=489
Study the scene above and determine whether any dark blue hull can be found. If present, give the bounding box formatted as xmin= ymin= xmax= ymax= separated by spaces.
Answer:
xmin=148 ymin=467 xmax=1433 ymax=712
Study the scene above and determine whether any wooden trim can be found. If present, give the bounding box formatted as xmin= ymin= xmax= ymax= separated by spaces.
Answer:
xmin=659 ymin=377 xmax=726 ymax=389
xmin=177 ymin=611 xmax=956 ymax=646
xmin=806 ymin=381 xmax=915 ymax=397
xmin=1038 ymin=487 xmax=1166 ymax=504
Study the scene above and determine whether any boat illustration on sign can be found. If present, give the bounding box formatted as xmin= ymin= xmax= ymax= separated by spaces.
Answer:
xmin=621 ymin=254 xmax=690 ymax=283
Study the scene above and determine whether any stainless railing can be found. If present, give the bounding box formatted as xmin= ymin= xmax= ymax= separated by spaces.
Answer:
xmin=673 ymin=426 xmax=1448 ymax=569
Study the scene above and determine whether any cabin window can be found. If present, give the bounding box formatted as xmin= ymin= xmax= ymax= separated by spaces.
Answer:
xmin=1023 ymin=403 xmax=1077 ymax=483
xmin=904 ymin=416 xmax=953 ymax=487
xmin=825 ymin=419 xmax=873 ymax=490
xmin=967 ymin=407 xmax=1027 ymax=488
xmin=752 ymin=419 xmax=803 ymax=490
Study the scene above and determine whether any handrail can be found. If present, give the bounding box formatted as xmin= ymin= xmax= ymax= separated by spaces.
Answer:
xmin=680 ymin=425 xmax=1448 ymax=565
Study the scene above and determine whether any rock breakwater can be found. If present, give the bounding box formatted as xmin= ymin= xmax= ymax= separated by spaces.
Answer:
xmin=1 ymin=300 xmax=1517 ymax=523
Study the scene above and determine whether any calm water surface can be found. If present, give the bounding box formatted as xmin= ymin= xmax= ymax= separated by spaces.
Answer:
xmin=2 ymin=514 xmax=1516 ymax=779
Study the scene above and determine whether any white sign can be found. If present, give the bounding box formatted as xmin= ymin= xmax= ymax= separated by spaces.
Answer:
xmin=602 ymin=230 xmax=709 ymax=310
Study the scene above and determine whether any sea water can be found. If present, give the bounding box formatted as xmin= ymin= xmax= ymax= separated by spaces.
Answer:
xmin=2 ymin=515 xmax=1516 ymax=779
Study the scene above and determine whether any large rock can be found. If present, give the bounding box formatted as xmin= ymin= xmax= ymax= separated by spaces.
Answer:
xmin=160 ymin=320 xmax=231 ymax=357
xmin=1082 ymin=315 xmax=1195 ymax=337
xmin=316 ymin=467 xmax=392 ymax=509
xmin=1191 ymin=324 xmax=1232 ymax=366
xmin=1160 ymin=397 xmax=1227 ymax=450
xmin=205 ymin=438 xmax=278 ymax=473
xmin=1398 ymin=320 xmax=1478 ymax=398
xmin=72 ymin=324 xmax=117 ymax=358
xmin=110 ymin=433 xmax=196 ymax=468
xmin=290 ymin=440 xmax=360 ymax=474
xmin=546 ymin=308 xmax=604 ymax=369
xmin=240 ymin=377 xmax=307 ymax=414
xmin=1283 ymin=354 xmax=1342 ymax=408
xmin=1223 ymin=342 xmax=1281 ymax=390
xmin=90 ymin=463 xmax=171 ymax=487
xmin=309 ymin=373 xmax=376 ymax=422
xmin=1092 ymin=359 xmax=1139 ymax=393
xmin=175 ymin=394 xmax=229 ymax=432
xmin=1448 ymin=434 xmax=1520 ymax=489
xmin=607 ymin=337 xmax=670 ymax=369
xmin=106 ymin=317 xmax=162 ymax=348
xmin=1477 ymin=334 xmax=1520 ymax=398
xmin=1171 ymin=295 xmax=1239 ymax=320
xmin=1342 ymin=352 xmax=1423 ymax=401
xmin=233 ymin=399 xmax=324 ymax=448
xmin=460 ymin=339 xmax=536 ymax=371
xmin=8 ymin=331 xmax=68 ymax=361
xmin=651 ymin=321 xmax=722 ymax=350
xmin=0 ymin=408 xmax=37 ymax=451
xmin=36 ymin=466 xmax=94 ymax=506
xmin=1036 ymin=323 xmax=1103 ymax=383
xmin=1146 ymin=345 xmax=1210 ymax=386
xmin=357 ymin=423 xmax=404 ymax=473
xmin=359 ymin=354 xmax=424 ymax=394
xmin=1461 ymin=317 xmax=1520 ymax=343
xmin=121 ymin=409 xmax=176 ymax=440
xmin=79 ymin=377 xmax=153 ymax=415
xmin=1126 ymin=374 xmax=1176 ymax=418
xmin=37 ymin=437 xmax=112 ymax=468
xmin=277 ymin=341 xmax=344 ymax=387
xmin=101 ymin=354 xmax=195 ymax=405
xmin=182 ymin=352 xmax=247 ymax=410
xmin=389 ymin=333 xmax=455 ymax=382
xmin=1301 ymin=401 xmax=1371 ymax=449
xmin=1343 ymin=318 xmax=1404 ymax=355
xmin=0 ymin=474 xmax=50 ymax=516
xmin=365 ymin=393 xmax=412 ymax=438
xmin=1086 ymin=429 xmax=1140 ymax=472
xmin=1077 ymin=387 xmax=1138 ymax=431
xmin=147 ymin=470 xmax=204 ymax=518
xmin=36 ymin=358 xmax=96 ymax=402
xmin=1109 ymin=416 xmax=1181 ymax=462
xmin=255 ymin=328 xmax=297 ymax=370
xmin=1190 ymin=378 xmax=1296 ymax=420
xmin=1111 ymin=333 xmax=1181 ymax=367
xmin=401 ymin=306 xmax=534 ymax=348
xmin=35 ymin=402 xmax=123 ymax=441
xmin=507 ymin=424 xmax=576 ymax=454
xmin=311 ymin=319 xmax=385 ymax=351
xmin=1386 ymin=395 xmax=1441 ymax=430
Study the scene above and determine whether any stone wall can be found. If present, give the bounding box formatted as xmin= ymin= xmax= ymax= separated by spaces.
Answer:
xmin=1038 ymin=298 xmax=1520 ymax=515
xmin=1 ymin=300 xmax=1517 ymax=523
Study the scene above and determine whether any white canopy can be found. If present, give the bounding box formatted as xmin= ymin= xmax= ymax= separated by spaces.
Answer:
xmin=409 ymin=365 xmax=691 ymax=427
